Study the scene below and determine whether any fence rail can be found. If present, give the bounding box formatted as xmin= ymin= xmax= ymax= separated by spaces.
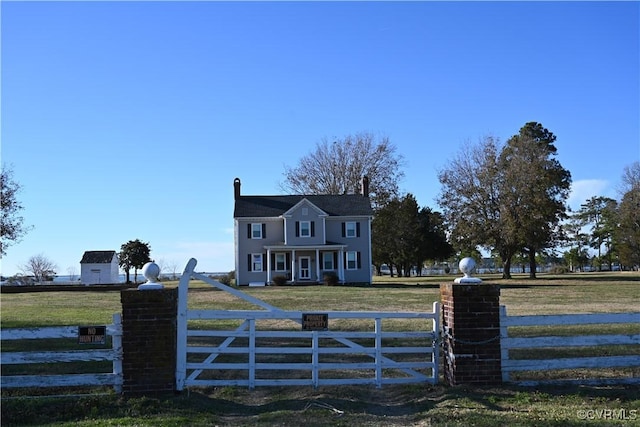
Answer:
xmin=500 ymin=306 xmax=640 ymax=386
xmin=1 ymin=314 xmax=123 ymax=392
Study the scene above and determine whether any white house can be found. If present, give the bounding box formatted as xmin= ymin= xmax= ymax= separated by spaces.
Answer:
xmin=233 ymin=177 xmax=374 ymax=286
xmin=80 ymin=250 xmax=119 ymax=285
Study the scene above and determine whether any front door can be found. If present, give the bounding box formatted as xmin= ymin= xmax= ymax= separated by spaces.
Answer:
xmin=299 ymin=257 xmax=311 ymax=280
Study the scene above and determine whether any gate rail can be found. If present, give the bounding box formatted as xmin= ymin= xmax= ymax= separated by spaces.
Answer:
xmin=176 ymin=259 xmax=439 ymax=389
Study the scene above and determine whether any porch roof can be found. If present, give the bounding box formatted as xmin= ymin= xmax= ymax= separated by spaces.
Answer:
xmin=264 ymin=242 xmax=347 ymax=251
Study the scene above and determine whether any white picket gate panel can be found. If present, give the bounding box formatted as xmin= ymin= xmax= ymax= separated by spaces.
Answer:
xmin=1 ymin=314 xmax=123 ymax=392
xmin=176 ymin=258 xmax=440 ymax=389
xmin=500 ymin=306 xmax=640 ymax=386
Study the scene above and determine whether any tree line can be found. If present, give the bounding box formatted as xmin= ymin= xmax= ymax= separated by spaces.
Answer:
xmin=280 ymin=126 xmax=639 ymax=277
xmin=3 ymin=126 xmax=639 ymax=280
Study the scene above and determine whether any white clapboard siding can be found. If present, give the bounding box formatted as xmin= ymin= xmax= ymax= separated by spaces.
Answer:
xmin=176 ymin=258 xmax=440 ymax=390
xmin=1 ymin=313 xmax=123 ymax=392
xmin=500 ymin=306 xmax=640 ymax=386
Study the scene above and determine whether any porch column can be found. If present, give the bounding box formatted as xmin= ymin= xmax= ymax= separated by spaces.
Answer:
xmin=315 ymin=249 xmax=321 ymax=281
xmin=338 ymin=248 xmax=345 ymax=282
xmin=266 ymin=248 xmax=272 ymax=284
xmin=291 ymin=249 xmax=296 ymax=282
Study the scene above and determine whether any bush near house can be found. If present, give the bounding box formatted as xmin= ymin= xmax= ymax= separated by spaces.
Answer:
xmin=272 ymin=275 xmax=288 ymax=286
xmin=323 ymin=271 xmax=339 ymax=286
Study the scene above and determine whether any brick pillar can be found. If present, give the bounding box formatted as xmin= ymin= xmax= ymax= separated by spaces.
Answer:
xmin=121 ymin=288 xmax=178 ymax=395
xmin=440 ymin=283 xmax=502 ymax=386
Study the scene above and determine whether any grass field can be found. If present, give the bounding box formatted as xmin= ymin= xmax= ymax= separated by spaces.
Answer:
xmin=1 ymin=272 xmax=639 ymax=426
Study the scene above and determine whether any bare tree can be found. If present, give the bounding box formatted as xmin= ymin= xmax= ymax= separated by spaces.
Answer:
xmin=281 ymin=132 xmax=404 ymax=210
xmin=1 ymin=165 xmax=32 ymax=256
xmin=438 ymin=136 xmax=519 ymax=278
xmin=616 ymin=161 xmax=640 ymax=269
xmin=67 ymin=266 xmax=78 ymax=282
xmin=20 ymin=254 xmax=58 ymax=283
xmin=166 ymin=260 xmax=179 ymax=280
xmin=438 ymin=123 xmax=571 ymax=279
xmin=619 ymin=161 xmax=640 ymax=196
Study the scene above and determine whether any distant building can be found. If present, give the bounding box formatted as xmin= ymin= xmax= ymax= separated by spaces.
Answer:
xmin=80 ymin=250 xmax=119 ymax=285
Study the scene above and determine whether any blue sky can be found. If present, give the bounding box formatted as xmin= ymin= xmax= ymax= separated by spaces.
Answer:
xmin=2 ymin=1 xmax=639 ymax=277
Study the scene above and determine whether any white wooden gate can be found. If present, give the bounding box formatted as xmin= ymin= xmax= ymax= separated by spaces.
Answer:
xmin=176 ymin=258 xmax=440 ymax=389
xmin=1 ymin=314 xmax=123 ymax=392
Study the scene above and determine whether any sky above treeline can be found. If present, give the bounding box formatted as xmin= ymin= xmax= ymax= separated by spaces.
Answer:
xmin=2 ymin=1 xmax=638 ymax=276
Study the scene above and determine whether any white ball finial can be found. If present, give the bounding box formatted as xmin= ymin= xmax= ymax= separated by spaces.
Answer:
xmin=138 ymin=261 xmax=164 ymax=290
xmin=454 ymin=257 xmax=482 ymax=284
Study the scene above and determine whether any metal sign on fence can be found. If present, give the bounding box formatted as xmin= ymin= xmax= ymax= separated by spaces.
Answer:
xmin=78 ymin=326 xmax=107 ymax=344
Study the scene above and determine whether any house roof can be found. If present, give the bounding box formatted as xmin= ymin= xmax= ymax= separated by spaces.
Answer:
xmin=234 ymin=195 xmax=373 ymax=218
xmin=80 ymin=250 xmax=117 ymax=264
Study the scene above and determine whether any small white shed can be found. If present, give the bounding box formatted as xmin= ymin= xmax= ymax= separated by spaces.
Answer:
xmin=80 ymin=250 xmax=119 ymax=285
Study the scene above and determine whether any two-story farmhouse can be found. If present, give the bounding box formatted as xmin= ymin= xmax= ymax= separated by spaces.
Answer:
xmin=233 ymin=177 xmax=374 ymax=286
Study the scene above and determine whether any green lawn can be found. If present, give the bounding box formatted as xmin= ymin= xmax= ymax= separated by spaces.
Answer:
xmin=1 ymin=272 xmax=639 ymax=426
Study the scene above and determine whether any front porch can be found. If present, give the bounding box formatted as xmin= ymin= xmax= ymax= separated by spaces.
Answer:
xmin=264 ymin=243 xmax=347 ymax=285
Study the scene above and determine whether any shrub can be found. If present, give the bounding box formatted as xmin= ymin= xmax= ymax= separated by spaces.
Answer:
xmin=212 ymin=270 xmax=236 ymax=286
xmin=272 ymin=275 xmax=287 ymax=286
xmin=323 ymin=272 xmax=339 ymax=286
xmin=550 ymin=265 xmax=569 ymax=274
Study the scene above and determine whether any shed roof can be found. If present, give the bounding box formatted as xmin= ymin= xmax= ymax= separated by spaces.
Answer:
xmin=80 ymin=250 xmax=117 ymax=264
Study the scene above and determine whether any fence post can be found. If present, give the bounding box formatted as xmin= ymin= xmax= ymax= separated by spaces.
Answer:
xmin=120 ymin=287 xmax=178 ymax=395
xmin=440 ymin=282 xmax=502 ymax=385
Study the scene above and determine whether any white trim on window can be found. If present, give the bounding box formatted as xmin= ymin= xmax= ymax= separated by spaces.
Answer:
xmin=275 ymin=253 xmax=286 ymax=271
xmin=345 ymin=221 xmax=357 ymax=238
xmin=252 ymin=253 xmax=263 ymax=272
xmin=251 ymin=223 xmax=263 ymax=239
xmin=346 ymin=251 xmax=357 ymax=270
xmin=300 ymin=221 xmax=311 ymax=237
xmin=322 ymin=252 xmax=334 ymax=270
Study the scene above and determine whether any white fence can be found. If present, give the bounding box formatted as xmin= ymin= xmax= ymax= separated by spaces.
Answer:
xmin=500 ymin=306 xmax=640 ymax=386
xmin=176 ymin=258 xmax=440 ymax=389
xmin=1 ymin=314 xmax=123 ymax=392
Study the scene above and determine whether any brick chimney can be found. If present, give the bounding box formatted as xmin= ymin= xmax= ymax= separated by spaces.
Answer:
xmin=361 ymin=176 xmax=369 ymax=197
xmin=234 ymin=178 xmax=241 ymax=200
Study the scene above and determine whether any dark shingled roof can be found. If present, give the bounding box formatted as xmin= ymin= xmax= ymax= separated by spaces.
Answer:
xmin=80 ymin=250 xmax=117 ymax=264
xmin=234 ymin=195 xmax=373 ymax=218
